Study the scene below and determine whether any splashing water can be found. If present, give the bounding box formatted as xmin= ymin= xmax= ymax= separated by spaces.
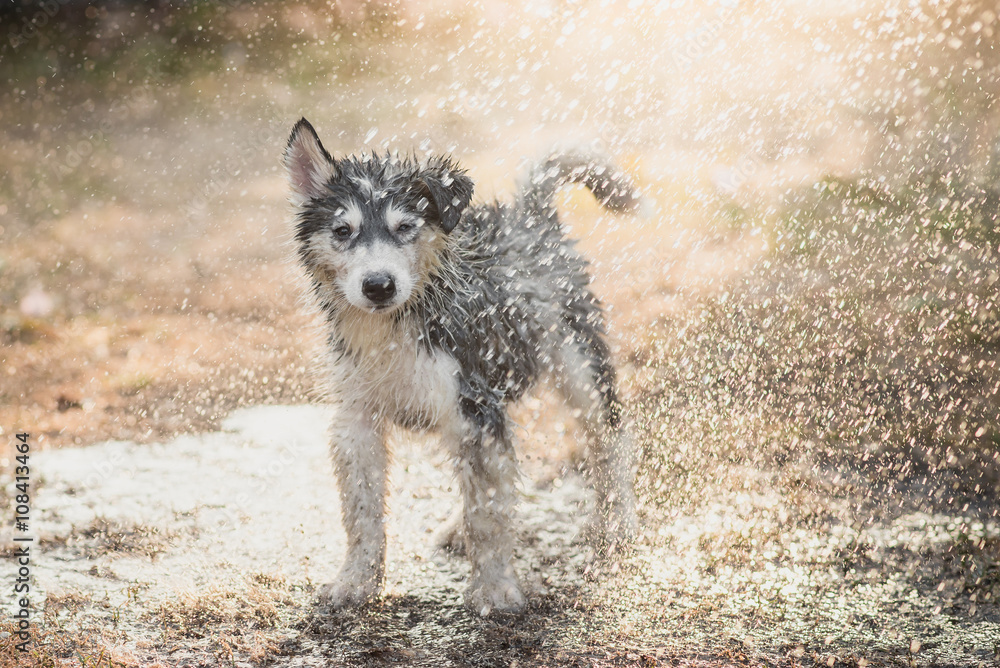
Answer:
xmin=0 ymin=0 xmax=998 ymax=665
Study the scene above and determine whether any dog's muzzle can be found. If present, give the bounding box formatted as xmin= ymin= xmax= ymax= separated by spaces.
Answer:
xmin=362 ymin=273 xmax=397 ymax=305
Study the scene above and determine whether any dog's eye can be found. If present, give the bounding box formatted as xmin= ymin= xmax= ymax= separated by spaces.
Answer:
xmin=333 ymin=225 xmax=352 ymax=240
xmin=396 ymin=221 xmax=416 ymax=234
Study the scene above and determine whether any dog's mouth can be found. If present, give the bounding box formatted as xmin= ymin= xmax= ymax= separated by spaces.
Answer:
xmin=366 ymin=301 xmax=399 ymax=313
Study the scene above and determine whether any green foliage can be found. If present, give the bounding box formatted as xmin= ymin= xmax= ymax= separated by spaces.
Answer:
xmin=640 ymin=173 xmax=1000 ymax=499
xmin=0 ymin=1 xmax=402 ymax=89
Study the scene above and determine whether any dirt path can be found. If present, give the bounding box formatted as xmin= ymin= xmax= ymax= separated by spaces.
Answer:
xmin=1 ymin=405 xmax=996 ymax=667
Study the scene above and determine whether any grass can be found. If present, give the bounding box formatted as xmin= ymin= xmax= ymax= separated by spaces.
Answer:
xmin=0 ymin=619 xmax=140 ymax=668
xmin=629 ymin=170 xmax=1000 ymax=503
xmin=152 ymin=572 xmax=298 ymax=666
xmin=69 ymin=517 xmax=176 ymax=559
xmin=0 ymin=574 xmax=299 ymax=666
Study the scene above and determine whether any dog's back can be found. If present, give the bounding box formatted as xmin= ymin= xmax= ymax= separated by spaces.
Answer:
xmin=406 ymin=151 xmax=640 ymax=415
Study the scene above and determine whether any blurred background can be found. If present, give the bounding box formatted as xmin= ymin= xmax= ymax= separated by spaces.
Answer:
xmin=1 ymin=0 xmax=999 ymax=663
xmin=2 ymin=0 xmax=998 ymax=487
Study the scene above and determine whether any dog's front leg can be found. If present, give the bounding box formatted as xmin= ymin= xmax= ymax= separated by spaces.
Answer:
xmin=449 ymin=402 xmax=526 ymax=616
xmin=319 ymin=401 xmax=387 ymax=609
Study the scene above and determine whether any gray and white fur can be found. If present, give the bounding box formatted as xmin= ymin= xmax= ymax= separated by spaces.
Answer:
xmin=283 ymin=118 xmax=639 ymax=616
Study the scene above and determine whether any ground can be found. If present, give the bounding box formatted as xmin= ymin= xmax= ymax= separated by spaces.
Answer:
xmin=1 ymin=1 xmax=999 ymax=666
xmin=1 ymin=406 xmax=997 ymax=667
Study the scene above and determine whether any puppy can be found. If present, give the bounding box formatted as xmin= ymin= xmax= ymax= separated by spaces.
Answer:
xmin=283 ymin=118 xmax=639 ymax=616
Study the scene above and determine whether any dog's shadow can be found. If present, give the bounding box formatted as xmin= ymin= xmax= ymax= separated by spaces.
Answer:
xmin=290 ymin=583 xmax=590 ymax=667
xmin=282 ymin=474 xmax=621 ymax=665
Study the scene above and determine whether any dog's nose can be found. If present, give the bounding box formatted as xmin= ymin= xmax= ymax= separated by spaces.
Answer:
xmin=362 ymin=273 xmax=396 ymax=304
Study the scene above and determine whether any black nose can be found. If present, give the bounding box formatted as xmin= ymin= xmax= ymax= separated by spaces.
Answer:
xmin=362 ymin=273 xmax=396 ymax=304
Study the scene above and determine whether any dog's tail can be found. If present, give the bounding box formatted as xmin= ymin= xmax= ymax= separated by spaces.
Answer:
xmin=521 ymin=150 xmax=642 ymax=216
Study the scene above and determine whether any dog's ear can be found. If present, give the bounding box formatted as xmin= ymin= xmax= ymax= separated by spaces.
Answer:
xmin=416 ymin=160 xmax=474 ymax=233
xmin=284 ymin=118 xmax=337 ymax=205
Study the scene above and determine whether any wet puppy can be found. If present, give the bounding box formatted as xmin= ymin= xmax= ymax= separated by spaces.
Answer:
xmin=284 ymin=118 xmax=639 ymax=616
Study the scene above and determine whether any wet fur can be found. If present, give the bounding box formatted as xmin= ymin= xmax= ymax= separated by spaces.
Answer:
xmin=284 ymin=118 xmax=639 ymax=616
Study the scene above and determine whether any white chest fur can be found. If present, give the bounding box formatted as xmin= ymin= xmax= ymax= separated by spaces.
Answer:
xmin=327 ymin=311 xmax=461 ymax=431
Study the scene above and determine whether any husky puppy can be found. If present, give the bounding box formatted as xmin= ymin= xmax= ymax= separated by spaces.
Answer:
xmin=284 ymin=118 xmax=639 ymax=616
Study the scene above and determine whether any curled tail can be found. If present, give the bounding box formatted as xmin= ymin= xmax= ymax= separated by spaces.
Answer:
xmin=521 ymin=150 xmax=641 ymax=215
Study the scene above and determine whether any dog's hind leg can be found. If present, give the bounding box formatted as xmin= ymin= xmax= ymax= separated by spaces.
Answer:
xmin=318 ymin=401 xmax=388 ymax=609
xmin=556 ymin=335 xmax=639 ymax=551
xmin=432 ymin=506 xmax=466 ymax=555
xmin=446 ymin=395 xmax=526 ymax=616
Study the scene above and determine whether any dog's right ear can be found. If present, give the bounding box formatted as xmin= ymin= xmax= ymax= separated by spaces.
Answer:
xmin=284 ymin=118 xmax=337 ymax=205
xmin=416 ymin=159 xmax=474 ymax=233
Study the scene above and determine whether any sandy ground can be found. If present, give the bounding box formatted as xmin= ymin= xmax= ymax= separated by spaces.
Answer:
xmin=0 ymin=405 xmax=996 ymax=667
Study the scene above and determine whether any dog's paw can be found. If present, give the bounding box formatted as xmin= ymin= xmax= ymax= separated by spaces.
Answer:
xmin=317 ymin=574 xmax=381 ymax=610
xmin=464 ymin=574 xmax=526 ymax=617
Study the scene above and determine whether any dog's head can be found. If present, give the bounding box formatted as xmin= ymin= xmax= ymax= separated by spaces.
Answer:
xmin=284 ymin=118 xmax=473 ymax=313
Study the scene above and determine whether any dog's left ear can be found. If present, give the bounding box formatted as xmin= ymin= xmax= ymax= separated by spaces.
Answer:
xmin=284 ymin=118 xmax=337 ymax=205
xmin=417 ymin=160 xmax=474 ymax=233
